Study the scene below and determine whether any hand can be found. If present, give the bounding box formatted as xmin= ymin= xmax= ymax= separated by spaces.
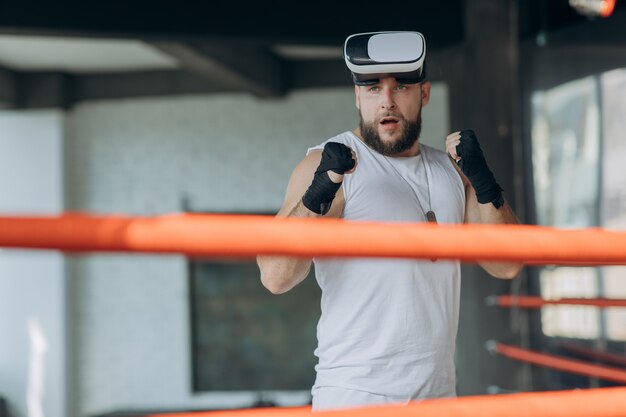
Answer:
xmin=318 ymin=142 xmax=357 ymax=183
xmin=446 ymin=129 xmax=488 ymax=177
xmin=302 ymin=142 xmax=357 ymax=215
xmin=445 ymin=131 xmax=464 ymax=163
xmin=445 ymin=129 xmax=504 ymax=207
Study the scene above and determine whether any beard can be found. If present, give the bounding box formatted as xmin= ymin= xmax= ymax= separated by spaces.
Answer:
xmin=359 ymin=109 xmax=422 ymax=156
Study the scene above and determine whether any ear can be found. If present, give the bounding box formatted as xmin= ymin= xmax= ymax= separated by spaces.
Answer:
xmin=354 ymin=85 xmax=361 ymax=110
xmin=420 ymin=81 xmax=431 ymax=107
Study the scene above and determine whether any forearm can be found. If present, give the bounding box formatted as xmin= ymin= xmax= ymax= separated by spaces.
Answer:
xmin=477 ymin=198 xmax=523 ymax=279
xmin=257 ymin=201 xmax=317 ymax=294
xmin=476 ymin=197 xmax=518 ymax=226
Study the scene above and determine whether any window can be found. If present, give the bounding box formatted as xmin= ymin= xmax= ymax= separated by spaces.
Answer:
xmin=531 ymin=70 xmax=626 ymax=342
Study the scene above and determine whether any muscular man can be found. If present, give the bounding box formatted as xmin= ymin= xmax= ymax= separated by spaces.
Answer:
xmin=257 ymin=31 xmax=522 ymax=411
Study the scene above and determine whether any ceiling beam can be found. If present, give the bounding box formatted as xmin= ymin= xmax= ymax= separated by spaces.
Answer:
xmin=147 ymin=41 xmax=287 ymax=97
xmin=0 ymin=67 xmax=17 ymax=108
xmin=5 ymin=68 xmax=293 ymax=110
xmin=287 ymin=59 xmax=351 ymax=89
xmin=17 ymin=72 xmax=70 ymax=108
xmin=6 ymin=45 xmax=463 ymax=109
xmin=69 ymin=70 xmax=239 ymax=104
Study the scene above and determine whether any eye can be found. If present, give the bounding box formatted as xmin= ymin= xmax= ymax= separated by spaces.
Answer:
xmin=368 ymin=86 xmax=381 ymax=93
xmin=395 ymin=84 xmax=408 ymax=91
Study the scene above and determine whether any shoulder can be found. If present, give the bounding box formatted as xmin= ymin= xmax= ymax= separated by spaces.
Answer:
xmin=421 ymin=143 xmax=448 ymax=161
xmin=422 ymin=143 xmax=469 ymax=187
xmin=277 ymin=134 xmax=347 ymax=218
xmin=306 ymin=131 xmax=357 ymax=155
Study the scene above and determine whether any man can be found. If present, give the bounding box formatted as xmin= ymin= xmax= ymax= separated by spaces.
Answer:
xmin=257 ymin=31 xmax=522 ymax=410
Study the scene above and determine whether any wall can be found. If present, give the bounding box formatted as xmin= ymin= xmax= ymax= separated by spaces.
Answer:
xmin=64 ymin=85 xmax=450 ymax=416
xmin=0 ymin=111 xmax=65 ymax=417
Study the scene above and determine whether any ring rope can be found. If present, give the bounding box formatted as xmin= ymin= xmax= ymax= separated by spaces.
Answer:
xmin=558 ymin=343 xmax=626 ymax=368
xmin=143 ymin=387 xmax=626 ymax=417
xmin=490 ymin=342 xmax=626 ymax=384
xmin=1 ymin=213 xmax=626 ymax=264
xmin=490 ymin=295 xmax=626 ymax=308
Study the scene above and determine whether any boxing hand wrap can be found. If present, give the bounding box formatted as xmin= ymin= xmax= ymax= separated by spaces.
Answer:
xmin=455 ymin=129 xmax=504 ymax=208
xmin=302 ymin=142 xmax=355 ymax=215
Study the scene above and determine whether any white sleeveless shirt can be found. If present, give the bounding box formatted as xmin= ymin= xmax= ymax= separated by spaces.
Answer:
xmin=307 ymin=131 xmax=465 ymax=401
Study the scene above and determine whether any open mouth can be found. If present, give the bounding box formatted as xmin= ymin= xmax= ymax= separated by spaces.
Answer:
xmin=380 ymin=117 xmax=400 ymax=127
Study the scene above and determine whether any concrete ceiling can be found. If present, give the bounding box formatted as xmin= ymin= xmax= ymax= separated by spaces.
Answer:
xmin=0 ymin=35 xmax=179 ymax=73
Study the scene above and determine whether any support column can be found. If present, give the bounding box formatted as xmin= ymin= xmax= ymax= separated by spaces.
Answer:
xmin=448 ymin=0 xmax=528 ymax=395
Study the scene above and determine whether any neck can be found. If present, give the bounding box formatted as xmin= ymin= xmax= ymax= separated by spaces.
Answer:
xmin=352 ymin=128 xmax=421 ymax=157
xmin=394 ymin=141 xmax=420 ymax=157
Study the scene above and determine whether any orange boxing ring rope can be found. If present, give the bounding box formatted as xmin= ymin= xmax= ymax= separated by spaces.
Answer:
xmin=144 ymin=387 xmax=626 ymax=417
xmin=1 ymin=213 xmax=626 ymax=264
xmin=558 ymin=343 xmax=626 ymax=368
xmin=490 ymin=295 xmax=626 ymax=308
xmin=489 ymin=342 xmax=626 ymax=384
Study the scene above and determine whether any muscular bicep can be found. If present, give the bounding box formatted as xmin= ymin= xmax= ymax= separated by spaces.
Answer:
xmin=277 ymin=150 xmax=345 ymax=218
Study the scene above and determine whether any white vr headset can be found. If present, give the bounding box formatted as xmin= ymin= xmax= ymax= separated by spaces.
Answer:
xmin=343 ymin=31 xmax=426 ymax=85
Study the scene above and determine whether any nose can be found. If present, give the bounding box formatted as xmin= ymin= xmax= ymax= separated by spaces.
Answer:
xmin=380 ymin=88 xmax=396 ymax=110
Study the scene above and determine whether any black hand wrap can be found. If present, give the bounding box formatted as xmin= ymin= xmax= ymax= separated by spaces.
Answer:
xmin=302 ymin=142 xmax=355 ymax=215
xmin=455 ymin=129 xmax=504 ymax=208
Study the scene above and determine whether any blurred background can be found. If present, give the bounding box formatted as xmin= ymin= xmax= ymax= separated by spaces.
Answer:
xmin=0 ymin=1 xmax=625 ymax=416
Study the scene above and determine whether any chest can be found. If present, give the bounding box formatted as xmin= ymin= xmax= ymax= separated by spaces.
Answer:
xmin=342 ymin=149 xmax=465 ymax=224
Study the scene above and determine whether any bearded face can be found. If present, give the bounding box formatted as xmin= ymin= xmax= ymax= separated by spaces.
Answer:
xmin=358 ymin=107 xmax=423 ymax=156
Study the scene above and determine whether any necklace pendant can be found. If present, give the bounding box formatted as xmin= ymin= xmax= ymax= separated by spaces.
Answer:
xmin=426 ymin=211 xmax=438 ymax=262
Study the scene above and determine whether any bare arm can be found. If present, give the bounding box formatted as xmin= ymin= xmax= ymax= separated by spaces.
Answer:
xmin=446 ymin=131 xmax=523 ymax=279
xmin=256 ymin=150 xmax=347 ymax=294
xmin=459 ymin=167 xmax=523 ymax=278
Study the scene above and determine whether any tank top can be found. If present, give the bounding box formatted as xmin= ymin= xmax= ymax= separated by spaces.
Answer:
xmin=307 ymin=131 xmax=465 ymax=400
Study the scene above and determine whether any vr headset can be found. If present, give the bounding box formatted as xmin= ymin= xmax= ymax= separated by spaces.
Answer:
xmin=343 ymin=31 xmax=426 ymax=86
